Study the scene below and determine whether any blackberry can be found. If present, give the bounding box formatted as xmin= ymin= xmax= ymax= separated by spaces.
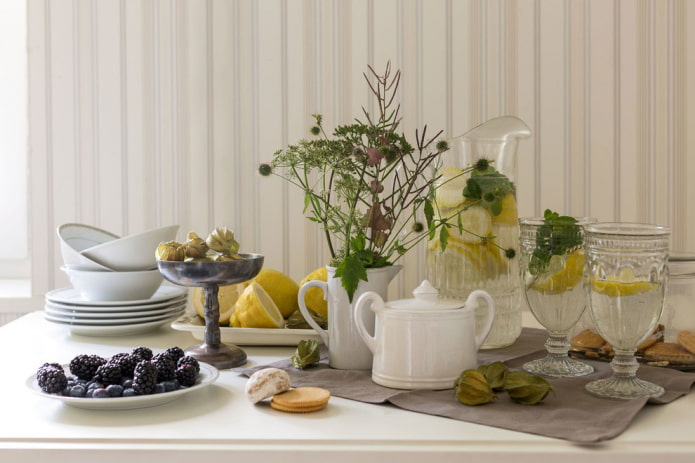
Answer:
xmin=177 ymin=355 xmax=200 ymax=373
xmin=109 ymin=353 xmax=141 ymax=377
xmin=164 ymin=346 xmax=185 ymax=362
xmin=132 ymin=346 xmax=153 ymax=360
xmin=93 ymin=363 xmax=123 ymax=386
xmin=39 ymin=362 xmax=64 ymax=372
xmin=152 ymin=353 xmax=176 ymax=381
xmin=37 ymin=367 xmax=68 ymax=394
xmin=132 ymin=360 xmax=157 ymax=395
xmin=176 ymin=364 xmax=198 ymax=387
xmin=69 ymin=354 xmax=106 ymax=380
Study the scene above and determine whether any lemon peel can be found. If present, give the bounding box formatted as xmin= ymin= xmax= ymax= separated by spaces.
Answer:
xmin=300 ymin=267 xmax=328 ymax=317
xmin=528 ymin=250 xmax=585 ymax=295
xmin=234 ymin=283 xmax=285 ymax=328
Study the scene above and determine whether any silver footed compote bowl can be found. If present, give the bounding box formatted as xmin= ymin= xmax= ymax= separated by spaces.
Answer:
xmin=157 ymin=254 xmax=264 ymax=369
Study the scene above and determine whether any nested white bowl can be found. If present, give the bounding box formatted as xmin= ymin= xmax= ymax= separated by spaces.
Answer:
xmin=80 ymin=224 xmax=179 ymax=271
xmin=61 ymin=265 xmax=164 ymax=302
xmin=57 ymin=223 xmax=120 ymax=271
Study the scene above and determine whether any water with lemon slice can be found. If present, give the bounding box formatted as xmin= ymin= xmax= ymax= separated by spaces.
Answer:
xmin=426 ymin=167 xmax=521 ymax=349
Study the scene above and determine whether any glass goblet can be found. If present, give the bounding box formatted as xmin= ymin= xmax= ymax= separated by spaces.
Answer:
xmin=519 ymin=215 xmax=596 ymax=377
xmin=584 ymin=223 xmax=670 ymax=400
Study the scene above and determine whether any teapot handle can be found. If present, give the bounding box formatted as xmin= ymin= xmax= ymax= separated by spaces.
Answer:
xmin=466 ymin=289 xmax=496 ymax=350
xmin=298 ymin=280 xmax=329 ymax=346
xmin=353 ymin=291 xmax=382 ymax=354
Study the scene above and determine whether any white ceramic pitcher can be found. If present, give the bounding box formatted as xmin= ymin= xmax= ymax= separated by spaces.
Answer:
xmin=298 ymin=265 xmax=401 ymax=370
xmin=354 ymin=280 xmax=495 ymax=390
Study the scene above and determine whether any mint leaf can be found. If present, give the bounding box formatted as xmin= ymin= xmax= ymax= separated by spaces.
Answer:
xmin=334 ymin=253 xmax=368 ymax=302
xmin=528 ymin=209 xmax=582 ymax=275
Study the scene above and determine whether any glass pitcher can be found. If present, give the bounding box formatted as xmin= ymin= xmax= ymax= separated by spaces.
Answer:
xmin=426 ymin=116 xmax=531 ymax=348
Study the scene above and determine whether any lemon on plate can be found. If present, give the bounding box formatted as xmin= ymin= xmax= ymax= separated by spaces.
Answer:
xmin=300 ymin=267 xmax=328 ymax=317
xmin=192 ymin=284 xmax=245 ymax=325
xmin=247 ymin=269 xmax=300 ymax=318
xmin=590 ymin=267 xmax=656 ymax=297
xmin=234 ymin=283 xmax=285 ymax=328
xmin=529 ymin=250 xmax=585 ymax=295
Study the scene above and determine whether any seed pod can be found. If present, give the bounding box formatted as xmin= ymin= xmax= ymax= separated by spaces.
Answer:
xmin=503 ymin=370 xmax=554 ymax=405
xmin=183 ymin=235 xmax=209 ymax=259
xmin=213 ymin=254 xmax=242 ymax=262
xmin=155 ymin=241 xmax=185 ymax=261
xmin=454 ymin=369 xmax=496 ymax=405
xmin=477 ymin=361 xmax=508 ymax=391
xmin=206 ymin=227 xmax=240 ymax=256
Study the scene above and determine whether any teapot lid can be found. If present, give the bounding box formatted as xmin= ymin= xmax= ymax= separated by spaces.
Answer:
xmin=386 ymin=280 xmax=464 ymax=311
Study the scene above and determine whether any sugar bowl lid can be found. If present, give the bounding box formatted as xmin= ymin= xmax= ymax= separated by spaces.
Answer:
xmin=385 ymin=280 xmax=464 ymax=311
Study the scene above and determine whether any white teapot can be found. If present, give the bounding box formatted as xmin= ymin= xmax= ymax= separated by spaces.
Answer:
xmin=353 ymin=281 xmax=495 ymax=390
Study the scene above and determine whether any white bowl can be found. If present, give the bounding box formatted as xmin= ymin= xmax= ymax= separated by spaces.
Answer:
xmin=57 ymin=223 xmax=120 ymax=271
xmin=61 ymin=265 xmax=164 ymax=302
xmin=80 ymin=225 xmax=180 ymax=271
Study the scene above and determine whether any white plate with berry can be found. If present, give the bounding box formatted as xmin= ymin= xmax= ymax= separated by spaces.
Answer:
xmin=27 ymin=361 xmax=219 ymax=410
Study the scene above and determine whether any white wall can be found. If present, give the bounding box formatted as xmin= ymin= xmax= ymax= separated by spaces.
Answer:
xmin=27 ymin=0 xmax=695 ymax=300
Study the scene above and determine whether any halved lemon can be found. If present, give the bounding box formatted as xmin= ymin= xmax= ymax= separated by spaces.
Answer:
xmin=192 ymin=284 xmax=245 ymax=325
xmin=234 ymin=283 xmax=285 ymax=328
xmin=248 ymin=269 xmax=300 ymax=318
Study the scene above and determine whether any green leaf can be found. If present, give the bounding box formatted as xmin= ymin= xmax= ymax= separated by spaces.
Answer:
xmin=334 ymin=253 xmax=368 ymax=302
xmin=290 ymin=339 xmax=321 ymax=369
xmin=424 ymin=199 xmax=434 ymax=227
xmin=303 ymin=192 xmax=311 ymax=214
xmin=439 ymin=226 xmax=450 ymax=251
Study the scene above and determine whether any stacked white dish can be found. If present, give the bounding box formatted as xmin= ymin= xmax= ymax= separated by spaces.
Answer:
xmin=44 ymin=284 xmax=188 ymax=336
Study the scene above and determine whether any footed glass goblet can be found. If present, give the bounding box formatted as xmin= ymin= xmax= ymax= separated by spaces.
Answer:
xmin=519 ymin=214 xmax=596 ymax=378
xmin=158 ymin=255 xmax=264 ymax=369
xmin=584 ymin=223 xmax=670 ymax=400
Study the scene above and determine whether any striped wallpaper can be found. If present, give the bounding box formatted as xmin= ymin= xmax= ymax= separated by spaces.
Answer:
xmin=27 ymin=0 xmax=695 ymax=300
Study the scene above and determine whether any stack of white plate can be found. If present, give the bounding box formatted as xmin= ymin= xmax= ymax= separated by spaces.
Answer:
xmin=44 ymin=284 xmax=188 ymax=336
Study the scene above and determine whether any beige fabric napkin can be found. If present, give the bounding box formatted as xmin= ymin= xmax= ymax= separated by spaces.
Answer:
xmin=233 ymin=328 xmax=695 ymax=443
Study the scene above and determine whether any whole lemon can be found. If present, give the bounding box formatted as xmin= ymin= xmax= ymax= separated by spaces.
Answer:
xmin=234 ymin=283 xmax=285 ymax=328
xmin=248 ymin=269 xmax=300 ymax=318
xmin=300 ymin=267 xmax=328 ymax=317
xmin=192 ymin=284 xmax=245 ymax=325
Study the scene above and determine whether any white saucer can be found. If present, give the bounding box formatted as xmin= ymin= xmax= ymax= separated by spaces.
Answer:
xmin=44 ymin=295 xmax=187 ymax=314
xmin=27 ymin=362 xmax=218 ymax=410
xmin=43 ymin=307 xmax=185 ymax=326
xmin=45 ymin=284 xmax=187 ymax=307
xmin=44 ymin=301 xmax=187 ymax=320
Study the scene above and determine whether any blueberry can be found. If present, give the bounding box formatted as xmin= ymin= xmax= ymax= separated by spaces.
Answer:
xmin=154 ymin=383 xmax=166 ymax=394
xmin=69 ymin=385 xmax=87 ymax=397
xmin=122 ymin=388 xmax=136 ymax=397
xmin=121 ymin=378 xmax=133 ymax=389
xmin=106 ymin=384 xmax=124 ymax=397
xmin=91 ymin=388 xmax=110 ymax=399
xmin=161 ymin=380 xmax=179 ymax=392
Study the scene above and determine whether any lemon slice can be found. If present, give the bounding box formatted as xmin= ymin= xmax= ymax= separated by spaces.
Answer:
xmin=529 ymin=250 xmax=585 ymax=295
xmin=234 ymin=283 xmax=285 ymax=328
xmin=448 ymin=205 xmax=493 ymax=243
xmin=193 ymin=284 xmax=245 ymax=325
xmin=590 ymin=268 xmax=656 ymax=297
xmin=300 ymin=267 xmax=328 ymax=317
xmin=248 ymin=269 xmax=300 ymax=318
xmin=435 ymin=167 xmax=467 ymax=209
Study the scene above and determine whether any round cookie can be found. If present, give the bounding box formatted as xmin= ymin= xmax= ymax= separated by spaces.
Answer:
xmin=677 ymin=330 xmax=695 ymax=355
xmin=270 ymin=386 xmax=330 ymax=413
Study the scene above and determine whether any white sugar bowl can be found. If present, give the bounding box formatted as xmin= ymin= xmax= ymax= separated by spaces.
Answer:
xmin=354 ymin=281 xmax=495 ymax=390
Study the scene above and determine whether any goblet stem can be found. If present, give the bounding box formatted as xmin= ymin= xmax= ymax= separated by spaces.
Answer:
xmin=203 ymin=284 xmax=221 ymax=345
xmin=585 ymin=349 xmax=664 ymax=400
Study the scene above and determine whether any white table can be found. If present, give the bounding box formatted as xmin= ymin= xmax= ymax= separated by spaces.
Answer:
xmin=2 ymin=311 xmax=695 ymax=463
